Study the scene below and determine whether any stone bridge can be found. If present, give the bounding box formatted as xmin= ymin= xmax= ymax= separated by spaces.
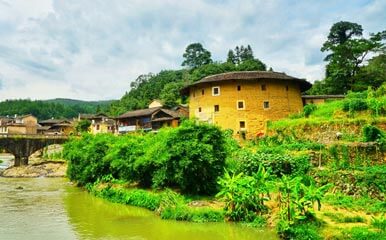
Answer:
xmin=0 ymin=134 xmax=69 ymax=166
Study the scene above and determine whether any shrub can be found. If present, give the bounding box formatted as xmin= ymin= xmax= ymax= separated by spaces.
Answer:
xmin=237 ymin=150 xmax=310 ymax=178
xmin=63 ymin=121 xmax=227 ymax=195
xmin=64 ymin=134 xmax=116 ymax=186
xmin=303 ymin=104 xmax=317 ymax=118
xmin=157 ymin=121 xmax=227 ymax=194
xmin=342 ymin=99 xmax=368 ymax=112
xmin=216 ymin=165 xmax=270 ymax=222
xmin=363 ymin=125 xmax=385 ymax=142
xmin=277 ymin=222 xmax=322 ymax=240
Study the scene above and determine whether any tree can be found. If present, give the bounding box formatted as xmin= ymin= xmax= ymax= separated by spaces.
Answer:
xmin=353 ymin=53 xmax=386 ymax=91
xmin=317 ymin=21 xmax=386 ymax=94
xmin=181 ymin=43 xmax=213 ymax=69
xmin=159 ymin=81 xmax=184 ymax=107
xmin=75 ymin=120 xmax=91 ymax=133
xmin=226 ymin=45 xmax=266 ymax=71
xmin=227 ymin=45 xmax=255 ymax=65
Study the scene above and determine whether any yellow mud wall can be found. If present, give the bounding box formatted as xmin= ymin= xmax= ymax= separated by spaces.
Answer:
xmin=189 ymin=79 xmax=303 ymax=139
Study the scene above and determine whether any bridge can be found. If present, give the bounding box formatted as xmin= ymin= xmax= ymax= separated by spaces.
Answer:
xmin=0 ymin=134 xmax=69 ymax=166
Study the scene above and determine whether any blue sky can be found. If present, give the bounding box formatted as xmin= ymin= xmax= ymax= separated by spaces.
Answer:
xmin=0 ymin=0 xmax=385 ymax=100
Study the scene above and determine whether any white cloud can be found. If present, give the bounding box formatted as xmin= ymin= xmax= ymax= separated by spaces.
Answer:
xmin=0 ymin=0 xmax=384 ymax=100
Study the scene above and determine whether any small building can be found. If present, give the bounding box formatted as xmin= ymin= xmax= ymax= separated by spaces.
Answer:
xmin=302 ymin=95 xmax=345 ymax=105
xmin=78 ymin=113 xmax=116 ymax=134
xmin=0 ymin=114 xmax=38 ymax=135
xmin=148 ymin=99 xmax=164 ymax=108
xmin=116 ymin=107 xmax=185 ymax=134
xmin=181 ymin=71 xmax=312 ymax=139
xmin=38 ymin=119 xmax=74 ymax=135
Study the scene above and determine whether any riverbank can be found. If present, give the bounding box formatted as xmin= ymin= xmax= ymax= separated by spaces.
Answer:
xmin=1 ymin=160 xmax=67 ymax=178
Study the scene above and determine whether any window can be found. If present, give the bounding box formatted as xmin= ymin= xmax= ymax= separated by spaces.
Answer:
xmin=212 ymin=86 xmax=220 ymax=96
xmin=201 ymin=89 xmax=205 ymax=95
xmin=286 ymin=85 xmax=289 ymax=91
xmin=239 ymin=121 xmax=245 ymax=129
xmin=193 ymin=91 xmax=195 ymax=97
xmin=214 ymin=105 xmax=220 ymax=112
xmin=198 ymin=107 xmax=202 ymax=112
xmin=96 ymin=124 xmax=100 ymax=130
xmin=261 ymin=84 xmax=266 ymax=91
xmin=237 ymin=85 xmax=241 ymax=91
xmin=237 ymin=100 xmax=245 ymax=110
xmin=263 ymin=101 xmax=270 ymax=109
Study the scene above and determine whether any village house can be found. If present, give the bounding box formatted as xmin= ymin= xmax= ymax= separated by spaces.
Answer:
xmin=182 ymin=71 xmax=312 ymax=139
xmin=302 ymin=95 xmax=345 ymax=105
xmin=0 ymin=114 xmax=38 ymax=135
xmin=116 ymin=101 xmax=188 ymax=134
xmin=38 ymin=118 xmax=74 ymax=135
xmin=78 ymin=113 xmax=116 ymax=134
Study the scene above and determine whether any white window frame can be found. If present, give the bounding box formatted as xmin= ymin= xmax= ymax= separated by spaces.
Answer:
xmin=237 ymin=100 xmax=245 ymax=110
xmin=239 ymin=120 xmax=246 ymax=130
xmin=212 ymin=86 xmax=220 ymax=96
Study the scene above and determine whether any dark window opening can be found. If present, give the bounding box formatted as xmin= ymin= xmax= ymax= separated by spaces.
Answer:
xmin=202 ymin=89 xmax=205 ymax=95
xmin=240 ymin=121 xmax=245 ymax=128
xmin=214 ymin=105 xmax=220 ymax=112
xmin=198 ymin=107 xmax=202 ymax=112
xmin=237 ymin=85 xmax=241 ymax=91
xmin=286 ymin=85 xmax=289 ymax=91
xmin=238 ymin=101 xmax=244 ymax=109
xmin=264 ymin=101 xmax=270 ymax=109
xmin=213 ymin=87 xmax=220 ymax=95
xmin=261 ymin=84 xmax=266 ymax=91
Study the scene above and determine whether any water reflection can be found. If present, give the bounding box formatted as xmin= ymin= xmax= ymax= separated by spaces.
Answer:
xmin=0 ymin=176 xmax=278 ymax=240
xmin=64 ymin=185 xmax=277 ymax=240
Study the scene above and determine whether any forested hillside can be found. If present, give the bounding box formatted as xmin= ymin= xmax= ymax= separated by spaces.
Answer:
xmin=0 ymin=98 xmax=112 ymax=120
xmin=109 ymin=44 xmax=268 ymax=115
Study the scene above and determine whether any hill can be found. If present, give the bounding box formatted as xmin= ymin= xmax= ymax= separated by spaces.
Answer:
xmin=0 ymin=98 xmax=115 ymax=120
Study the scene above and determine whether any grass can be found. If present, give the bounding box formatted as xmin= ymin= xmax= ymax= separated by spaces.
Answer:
xmin=88 ymin=183 xmax=225 ymax=223
xmin=338 ymin=227 xmax=386 ymax=240
xmin=323 ymin=212 xmax=366 ymax=223
xmin=324 ymin=192 xmax=386 ymax=214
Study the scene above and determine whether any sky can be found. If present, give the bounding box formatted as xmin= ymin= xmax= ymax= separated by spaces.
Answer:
xmin=0 ymin=0 xmax=385 ymax=101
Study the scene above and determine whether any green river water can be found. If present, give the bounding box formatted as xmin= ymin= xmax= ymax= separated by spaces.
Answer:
xmin=0 ymin=158 xmax=278 ymax=240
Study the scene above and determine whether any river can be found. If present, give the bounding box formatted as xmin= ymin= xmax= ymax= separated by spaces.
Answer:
xmin=0 ymin=156 xmax=278 ymax=240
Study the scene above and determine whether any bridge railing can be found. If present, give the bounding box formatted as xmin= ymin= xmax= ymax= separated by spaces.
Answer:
xmin=0 ymin=133 xmax=70 ymax=139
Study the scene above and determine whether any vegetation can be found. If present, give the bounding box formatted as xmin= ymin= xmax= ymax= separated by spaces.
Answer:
xmin=308 ymin=21 xmax=386 ymax=94
xmin=109 ymin=44 xmax=267 ymax=115
xmin=64 ymin=121 xmax=226 ymax=195
xmin=0 ymin=98 xmax=111 ymax=119
xmin=58 ymin=20 xmax=386 ymax=240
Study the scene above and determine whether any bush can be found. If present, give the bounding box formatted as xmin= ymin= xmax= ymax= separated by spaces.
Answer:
xmin=303 ymin=104 xmax=317 ymax=118
xmin=64 ymin=134 xmax=115 ymax=186
xmin=216 ymin=166 xmax=270 ymax=222
xmin=278 ymin=222 xmax=322 ymax=240
xmin=237 ymin=150 xmax=310 ymax=178
xmin=342 ymin=99 xmax=368 ymax=112
xmin=63 ymin=121 xmax=227 ymax=195
xmin=363 ymin=125 xmax=385 ymax=142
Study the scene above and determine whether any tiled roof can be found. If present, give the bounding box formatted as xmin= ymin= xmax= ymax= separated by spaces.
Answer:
xmin=117 ymin=107 xmax=162 ymax=119
xmin=182 ymin=71 xmax=312 ymax=92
